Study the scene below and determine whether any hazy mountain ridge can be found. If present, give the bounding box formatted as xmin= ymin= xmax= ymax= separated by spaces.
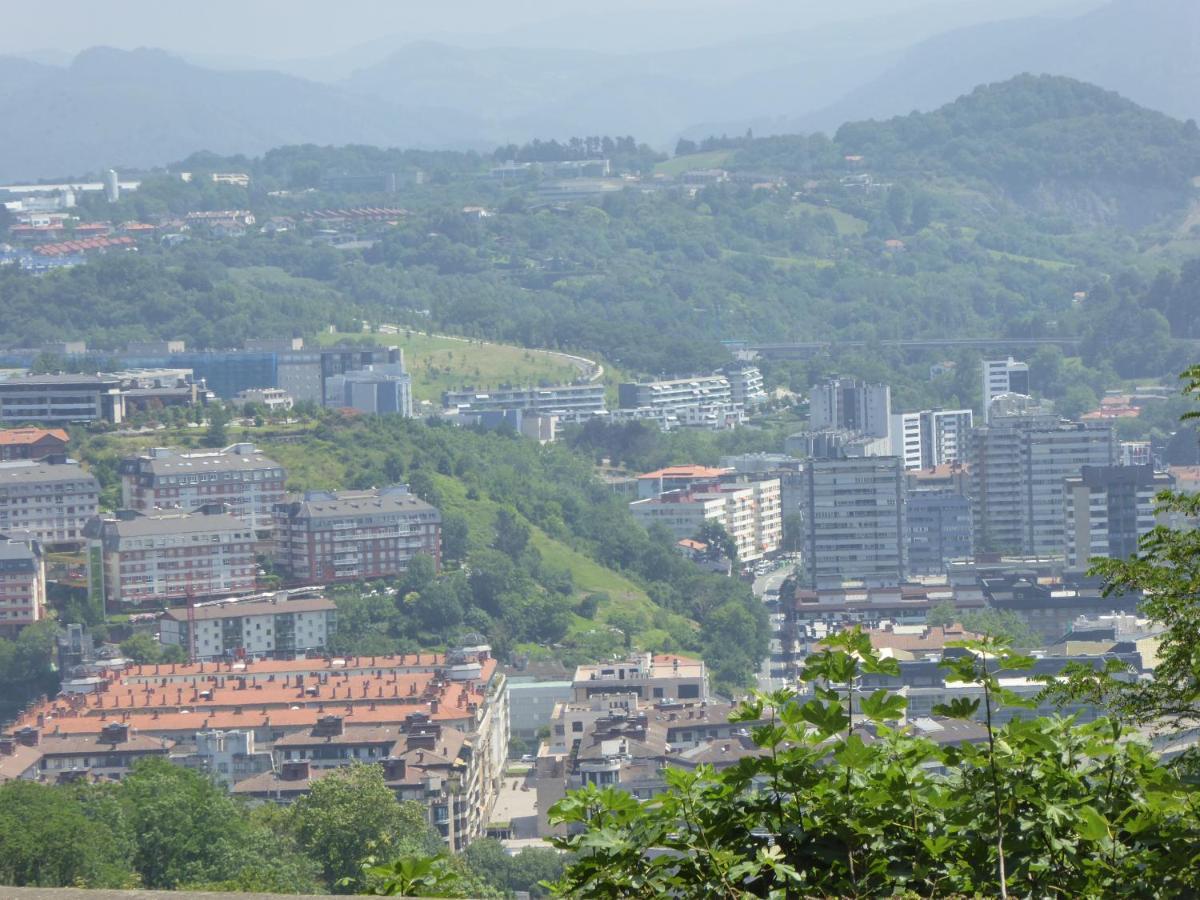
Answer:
xmin=0 ymin=47 xmax=488 ymax=181
xmin=0 ymin=0 xmax=1192 ymax=182
xmin=791 ymin=0 xmax=1200 ymax=134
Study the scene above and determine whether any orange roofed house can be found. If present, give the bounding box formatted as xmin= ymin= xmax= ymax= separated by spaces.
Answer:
xmin=0 ymin=427 xmax=69 ymax=461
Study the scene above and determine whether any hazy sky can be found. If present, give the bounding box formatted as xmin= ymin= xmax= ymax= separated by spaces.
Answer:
xmin=1 ymin=0 xmax=1100 ymax=62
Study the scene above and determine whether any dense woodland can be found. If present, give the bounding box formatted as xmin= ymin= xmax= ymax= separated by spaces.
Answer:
xmin=0 ymin=758 xmax=561 ymax=896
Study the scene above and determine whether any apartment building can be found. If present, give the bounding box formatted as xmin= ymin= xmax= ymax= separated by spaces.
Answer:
xmin=809 ymin=377 xmax=892 ymax=441
xmin=802 ymin=456 xmax=906 ymax=588
xmin=982 ymin=357 xmax=1030 ymax=422
xmin=159 ymin=593 xmax=337 ymax=660
xmin=536 ymin=655 xmax=728 ymax=835
xmin=119 ymin=443 xmax=286 ymax=532
xmin=85 ymin=507 xmax=258 ymax=607
xmin=618 ymin=375 xmax=732 ymax=414
xmin=891 ymin=408 xmax=973 ymax=470
xmin=970 ymin=415 xmax=1115 ymax=557
xmin=905 ymin=489 xmax=973 ymax=575
xmin=629 ymin=474 xmax=782 ymax=562
xmin=0 ymin=458 xmax=99 ymax=545
xmin=0 ymin=427 xmax=69 ymax=461
xmin=5 ymin=648 xmax=508 ymax=849
xmin=443 ymin=383 xmax=606 ymax=422
xmin=570 ymin=653 xmax=709 ymax=703
xmin=1064 ymin=465 xmax=1174 ymax=568
xmin=0 ymin=537 xmax=45 ymax=637
xmin=0 ymin=723 xmax=173 ymax=783
xmin=720 ymin=365 xmax=767 ymax=409
xmin=275 ymin=486 xmax=442 ymax=583
xmin=0 ymin=373 xmax=124 ymax=424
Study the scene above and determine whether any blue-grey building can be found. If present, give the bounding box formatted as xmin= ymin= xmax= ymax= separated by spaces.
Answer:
xmin=906 ymin=488 xmax=973 ymax=575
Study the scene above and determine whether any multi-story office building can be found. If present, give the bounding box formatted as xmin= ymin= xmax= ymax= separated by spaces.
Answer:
xmin=278 ymin=346 xmax=404 ymax=406
xmin=443 ymin=383 xmax=606 ymax=422
xmin=119 ymin=443 xmax=286 ymax=532
xmin=809 ymin=377 xmax=891 ymax=441
xmin=326 ymin=365 xmax=413 ymax=417
xmin=0 ymin=536 xmax=45 ymax=637
xmin=891 ymin=409 xmax=973 ymax=470
xmin=275 ymin=486 xmax=442 ymax=583
xmin=802 ymin=456 xmax=906 ymax=588
xmin=905 ymin=489 xmax=973 ymax=575
xmin=0 ymin=374 xmax=123 ymax=424
xmin=0 ymin=427 xmax=68 ymax=461
xmin=85 ymin=507 xmax=258 ymax=607
xmin=982 ymin=357 xmax=1030 ymax=422
xmin=0 ymin=458 xmax=99 ymax=545
xmin=970 ymin=415 xmax=1115 ymax=556
xmin=1064 ymin=466 xmax=1174 ymax=569
xmin=159 ymin=593 xmax=337 ymax=660
xmin=629 ymin=474 xmax=782 ymax=562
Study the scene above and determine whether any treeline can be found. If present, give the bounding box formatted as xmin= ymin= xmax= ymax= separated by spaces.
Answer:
xmin=492 ymin=136 xmax=664 ymax=172
xmin=0 ymin=759 xmax=560 ymax=896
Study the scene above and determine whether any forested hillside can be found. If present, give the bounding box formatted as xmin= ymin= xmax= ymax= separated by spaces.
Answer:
xmin=1 ymin=76 xmax=1196 ymax=395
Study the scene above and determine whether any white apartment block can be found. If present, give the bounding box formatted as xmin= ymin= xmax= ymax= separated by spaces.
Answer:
xmin=982 ymin=358 xmax=1030 ymax=422
xmin=618 ymin=375 xmax=733 ymax=413
xmin=891 ymin=409 xmax=973 ymax=470
xmin=119 ymin=443 xmax=286 ymax=532
xmin=0 ymin=459 xmax=99 ymax=544
xmin=629 ymin=475 xmax=782 ymax=562
xmin=443 ymin=383 xmax=606 ymax=421
xmin=159 ymin=594 xmax=337 ymax=660
xmin=720 ymin=365 xmax=767 ymax=409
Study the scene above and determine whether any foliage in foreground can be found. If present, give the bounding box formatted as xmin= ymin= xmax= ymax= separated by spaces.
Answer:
xmin=545 ymin=630 xmax=1200 ymax=898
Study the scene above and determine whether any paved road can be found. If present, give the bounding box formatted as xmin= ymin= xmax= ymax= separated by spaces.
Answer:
xmin=752 ymin=565 xmax=794 ymax=693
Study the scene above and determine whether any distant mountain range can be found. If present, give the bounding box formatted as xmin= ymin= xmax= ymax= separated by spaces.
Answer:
xmin=0 ymin=0 xmax=1194 ymax=182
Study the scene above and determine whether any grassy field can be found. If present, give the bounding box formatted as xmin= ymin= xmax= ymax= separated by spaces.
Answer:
xmin=985 ymin=249 xmax=1074 ymax=271
xmin=654 ymin=150 xmax=735 ymax=177
xmin=314 ymin=330 xmax=588 ymax=405
xmin=791 ymin=201 xmax=869 ymax=236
